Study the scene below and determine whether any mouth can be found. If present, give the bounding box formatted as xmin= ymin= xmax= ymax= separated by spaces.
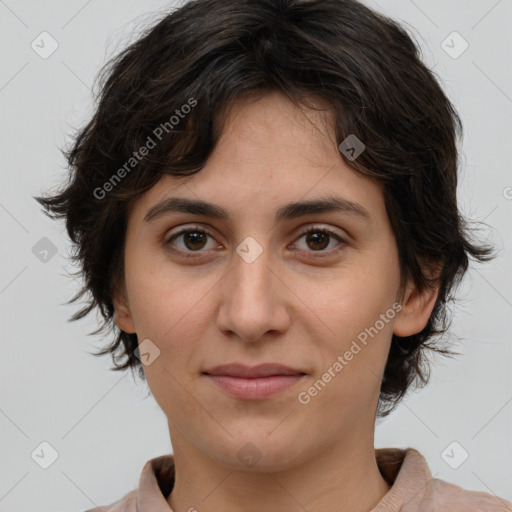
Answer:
xmin=203 ymin=362 xmax=306 ymax=378
xmin=202 ymin=363 xmax=307 ymax=400
xmin=203 ymin=374 xmax=306 ymax=400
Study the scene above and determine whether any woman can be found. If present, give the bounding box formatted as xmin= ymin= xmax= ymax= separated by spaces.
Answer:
xmin=35 ymin=0 xmax=512 ymax=510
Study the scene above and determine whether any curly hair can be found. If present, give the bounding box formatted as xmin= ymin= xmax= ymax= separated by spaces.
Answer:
xmin=34 ymin=0 xmax=494 ymax=417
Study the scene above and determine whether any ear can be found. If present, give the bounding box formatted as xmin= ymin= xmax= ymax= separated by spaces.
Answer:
xmin=393 ymin=265 xmax=441 ymax=337
xmin=112 ymin=286 xmax=136 ymax=334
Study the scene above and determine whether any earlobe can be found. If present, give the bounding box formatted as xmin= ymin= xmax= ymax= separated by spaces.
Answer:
xmin=393 ymin=278 xmax=439 ymax=338
xmin=112 ymin=290 xmax=137 ymax=334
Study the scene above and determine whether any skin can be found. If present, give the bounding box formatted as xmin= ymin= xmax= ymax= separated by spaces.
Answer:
xmin=114 ymin=90 xmax=438 ymax=512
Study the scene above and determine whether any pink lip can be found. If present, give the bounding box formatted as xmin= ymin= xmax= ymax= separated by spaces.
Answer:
xmin=202 ymin=363 xmax=307 ymax=400
xmin=204 ymin=374 xmax=306 ymax=400
xmin=203 ymin=363 xmax=305 ymax=378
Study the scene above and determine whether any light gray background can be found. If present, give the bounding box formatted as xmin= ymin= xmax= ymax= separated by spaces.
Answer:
xmin=0 ymin=0 xmax=511 ymax=510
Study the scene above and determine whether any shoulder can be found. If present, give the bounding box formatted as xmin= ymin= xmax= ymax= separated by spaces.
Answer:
xmin=376 ymin=447 xmax=512 ymax=512
xmin=80 ymin=453 xmax=175 ymax=511
xmin=83 ymin=488 xmax=137 ymax=512
xmin=422 ymin=477 xmax=512 ymax=511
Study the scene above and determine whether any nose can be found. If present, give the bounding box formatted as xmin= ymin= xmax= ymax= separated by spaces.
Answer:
xmin=215 ymin=238 xmax=291 ymax=343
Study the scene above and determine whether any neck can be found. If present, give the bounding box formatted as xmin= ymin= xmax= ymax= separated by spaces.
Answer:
xmin=166 ymin=423 xmax=391 ymax=512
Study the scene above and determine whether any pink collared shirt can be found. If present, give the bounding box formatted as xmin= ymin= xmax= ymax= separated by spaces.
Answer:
xmin=85 ymin=447 xmax=512 ymax=511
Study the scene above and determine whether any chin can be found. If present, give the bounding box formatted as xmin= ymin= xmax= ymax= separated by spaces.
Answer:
xmin=206 ymin=433 xmax=307 ymax=472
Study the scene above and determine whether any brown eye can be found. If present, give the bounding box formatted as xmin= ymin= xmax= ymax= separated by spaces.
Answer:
xmin=305 ymin=231 xmax=330 ymax=250
xmin=165 ymin=227 xmax=219 ymax=256
xmin=181 ymin=230 xmax=208 ymax=250
xmin=294 ymin=227 xmax=345 ymax=255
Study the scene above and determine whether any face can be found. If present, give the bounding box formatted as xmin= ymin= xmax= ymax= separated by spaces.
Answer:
xmin=114 ymin=90 xmax=435 ymax=471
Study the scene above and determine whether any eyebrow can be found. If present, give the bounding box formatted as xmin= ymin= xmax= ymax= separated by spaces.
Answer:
xmin=143 ymin=195 xmax=372 ymax=224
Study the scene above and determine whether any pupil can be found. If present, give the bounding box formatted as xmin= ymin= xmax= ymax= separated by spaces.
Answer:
xmin=186 ymin=232 xmax=206 ymax=250
xmin=307 ymin=232 xmax=328 ymax=250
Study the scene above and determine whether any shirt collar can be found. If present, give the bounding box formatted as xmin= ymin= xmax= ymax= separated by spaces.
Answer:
xmin=371 ymin=448 xmax=433 ymax=511
xmin=135 ymin=447 xmax=432 ymax=512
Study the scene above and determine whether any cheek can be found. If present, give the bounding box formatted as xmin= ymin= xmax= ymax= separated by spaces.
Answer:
xmin=124 ymin=262 xmax=208 ymax=411
xmin=313 ymin=244 xmax=400 ymax=386
xmin=124 ymin=246 xmax=210 ymax=337
xmin=313 ymin=250 xmax=400 ymax=340
xmin=123 ymin=255 xmax=219 ymax=387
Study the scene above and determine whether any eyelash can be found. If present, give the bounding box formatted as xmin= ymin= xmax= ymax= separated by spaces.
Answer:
xmin=164 ymin=225 xmax=346 ymax=259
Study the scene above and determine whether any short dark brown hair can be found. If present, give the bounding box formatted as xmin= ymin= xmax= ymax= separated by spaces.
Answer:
xmin=34 ymin=0 xmax=494 ymax=417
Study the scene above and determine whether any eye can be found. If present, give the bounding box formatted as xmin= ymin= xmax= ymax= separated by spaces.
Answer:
xmin=165 ymin=226 xmax=221 ymax=257
xmin=164 ymin=225 xmax=346 ymax=259
xmin=292 ymin=226 xmax=345 ymax=256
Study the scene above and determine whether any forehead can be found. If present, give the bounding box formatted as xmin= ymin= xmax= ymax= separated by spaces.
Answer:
xmin=127 ymin=91 xmax=385 ymax=226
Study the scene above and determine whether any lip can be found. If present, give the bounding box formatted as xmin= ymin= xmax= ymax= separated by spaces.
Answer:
xmin=202 ymin=363 xmax=307 ymax=400
xmin=204 ymin=374 xmax=306 ymax=400
xmin=203 ymin=363 xmax=305 ymax=378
